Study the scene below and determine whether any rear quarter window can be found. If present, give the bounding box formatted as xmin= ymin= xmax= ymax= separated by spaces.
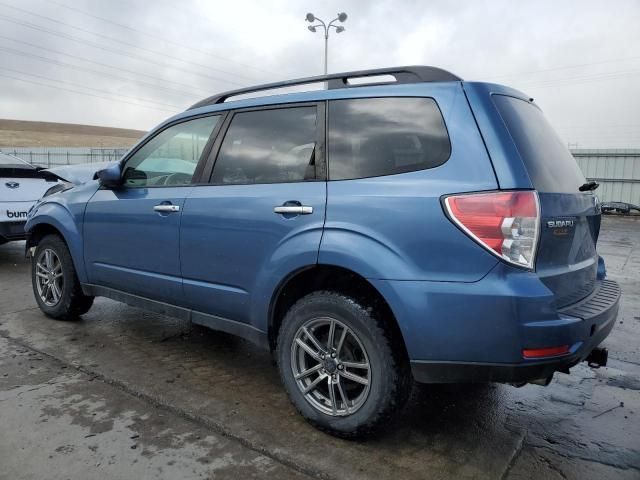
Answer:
xmin=328 ymin=97 xmax=450 ymax=180
xmin=493 ymin=94 xmax=585 ymax=193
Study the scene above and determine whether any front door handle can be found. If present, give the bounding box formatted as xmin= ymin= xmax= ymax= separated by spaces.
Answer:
xmin=154 ymin=204 xmax=180 ymax=213
xmin=273 ymin=205 xmax=313 ymax=215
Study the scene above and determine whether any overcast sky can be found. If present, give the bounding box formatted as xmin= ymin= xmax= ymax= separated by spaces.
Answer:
xmin=1 ymin=0 xmax=639 ymax=148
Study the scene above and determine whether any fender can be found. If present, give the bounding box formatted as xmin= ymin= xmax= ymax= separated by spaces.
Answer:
xmin=25 ymin=203 xmax=87 ymax=282
xmin=25 ymin=181 xmax=99 ymax=284
xmin=317 ymin=219 xmax=498 ymax=282
xmin=319 ymin=225 xmax=413 ymax=280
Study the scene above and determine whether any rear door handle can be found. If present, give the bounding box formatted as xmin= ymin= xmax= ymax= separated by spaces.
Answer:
xmin=273 ymin=205 xmax=313 ymax=215
xmin=154 ymin=204 xmax=180 ymax=213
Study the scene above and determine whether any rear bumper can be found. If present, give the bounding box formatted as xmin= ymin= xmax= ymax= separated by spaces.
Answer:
xmin=411 ymin=357 xmax=581 ymax=384
xmin=411 ymin=289 xmax=618 ymax=383
xmin=370 ymin=267 xmax=620 ymax=384
xmin=0 ymin=221 xmax=27 ymax=242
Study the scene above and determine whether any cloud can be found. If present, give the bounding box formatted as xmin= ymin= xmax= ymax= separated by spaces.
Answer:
xmin=0 ymin=0 xmax=638 ymax=148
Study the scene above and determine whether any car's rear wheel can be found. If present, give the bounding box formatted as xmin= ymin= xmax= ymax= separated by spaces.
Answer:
xmin=32 ymin=234 xmax=94 ymax=319
xmin=277 ymin=291 xmax=411 ymax=437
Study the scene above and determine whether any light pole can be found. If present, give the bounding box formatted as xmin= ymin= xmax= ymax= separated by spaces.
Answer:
xmin=305 ymin=12 xmax=347 ymax=75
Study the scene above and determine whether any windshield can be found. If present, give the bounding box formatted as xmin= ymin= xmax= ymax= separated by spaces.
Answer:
xmin=0 ymin=152 xmax=34 ymax=169
xmin=493 ymin=94 xmax=585 ymax=193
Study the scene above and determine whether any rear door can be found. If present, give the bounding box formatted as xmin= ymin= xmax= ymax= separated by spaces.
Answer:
xmin=492 ymin=94 xmax=600 ymax=307
xmin=180 ymin=103 xmax=326 ymax=326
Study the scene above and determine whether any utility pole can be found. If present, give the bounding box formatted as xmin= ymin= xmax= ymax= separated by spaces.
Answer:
xmin=305 ymin=12 xmax=348 ymax=75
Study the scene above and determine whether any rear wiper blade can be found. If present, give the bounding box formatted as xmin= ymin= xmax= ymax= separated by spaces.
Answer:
xmin=579 ymin=181 xmax=599 ymax=192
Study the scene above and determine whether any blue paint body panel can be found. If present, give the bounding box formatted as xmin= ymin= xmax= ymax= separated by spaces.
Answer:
xmin=461 ymin=82 xmax=534 ymax=190
xmin=371 ymin=260 xmax=617 ymax=365
xmin=25 ymin=77 xmax=619 ymax=383
xmin=83 ymin=186 xmax=192 ymax=304
xmin=25 ymin=180 xmax=100 ymax=283
xmin=319 ymin=84 xmax=498 ymax=282
xmin=180 ymin=182 xmax=326 ymax=329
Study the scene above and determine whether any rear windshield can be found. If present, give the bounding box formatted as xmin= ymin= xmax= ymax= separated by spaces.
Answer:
xmin=493 ymin=95 xmax=585 ymax=193
xmin=0 ymin=152 xmax=33 ymax=169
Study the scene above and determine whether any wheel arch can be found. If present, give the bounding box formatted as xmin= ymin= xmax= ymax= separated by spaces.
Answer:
xmin=26 ymin=222 xmax=66 ymax=250
xmin=25 ymin=205 xmax=87 ymax=283
xmin=267 ymin=264 xmax=409 ymax=363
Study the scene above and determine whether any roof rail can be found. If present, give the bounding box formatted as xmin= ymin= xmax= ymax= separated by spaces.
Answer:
xmin=188 ymin=65 xmax=461 ymax=110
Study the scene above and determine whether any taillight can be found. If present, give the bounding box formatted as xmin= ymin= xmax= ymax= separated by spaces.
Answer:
xmin=444 ymin=191 xmax=540 ymax=269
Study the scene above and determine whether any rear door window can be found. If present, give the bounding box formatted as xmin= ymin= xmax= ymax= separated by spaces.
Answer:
xmin=493 ymin=94 xmax=585 ymax=193
xmin=327 ymin=97 xmax=450 ymax=180
xmin=210 ymin=106 xmax=318 ymax=185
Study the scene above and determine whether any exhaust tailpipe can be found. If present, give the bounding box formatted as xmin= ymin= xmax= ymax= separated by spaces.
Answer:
xmin=586 ymin=347 xmax=608 ymax=368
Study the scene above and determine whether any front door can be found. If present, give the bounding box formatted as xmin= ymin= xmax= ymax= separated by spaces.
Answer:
xmin=180 ymin=104 xmax=326 ymax=326
xmin=84 ymin=115 xmax=221 ymax=304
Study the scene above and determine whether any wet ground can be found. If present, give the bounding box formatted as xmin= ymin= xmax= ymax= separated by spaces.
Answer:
xmin=0 ymin=216 xmax=639 ymax=480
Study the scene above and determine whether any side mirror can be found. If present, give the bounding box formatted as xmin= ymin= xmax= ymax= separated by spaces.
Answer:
xmin=94 ymin=163 xmax=123 ymax=189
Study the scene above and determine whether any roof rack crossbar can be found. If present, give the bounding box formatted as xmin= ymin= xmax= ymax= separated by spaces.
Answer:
xmin=188 ymin=65 xmax=461 ymax=110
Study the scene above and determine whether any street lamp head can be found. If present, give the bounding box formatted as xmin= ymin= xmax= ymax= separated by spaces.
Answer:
xmin=335 ymin=26 xmax=345 ymax=33
xmin=305 ymin=13 xmax=315 ymax=22
xmin=337 ymin=12 xmax=347 ymax=22
xmin=307 ymin=25 xmax=317 ymax=32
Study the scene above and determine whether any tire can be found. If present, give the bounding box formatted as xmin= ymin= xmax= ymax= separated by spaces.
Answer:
xmin=277 ymin=291 xmax=411 ymax=438
xmin=31 ymin=234 xmax=94 ymax=320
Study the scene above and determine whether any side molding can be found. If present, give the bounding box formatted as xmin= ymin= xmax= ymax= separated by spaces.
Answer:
xmin=82 ymin=284 xmax=269 ymax=350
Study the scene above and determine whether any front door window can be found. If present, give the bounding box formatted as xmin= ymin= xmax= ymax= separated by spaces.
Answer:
xmin=123 ymin=115 xmax=220 ymax=187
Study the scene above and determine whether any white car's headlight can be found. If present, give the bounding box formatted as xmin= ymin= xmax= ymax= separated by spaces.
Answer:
xmin=43 ymin=181 xmax=74 ymax=198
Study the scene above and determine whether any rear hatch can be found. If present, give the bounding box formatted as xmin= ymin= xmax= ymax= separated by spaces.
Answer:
xmin=493 ymin=94 xmax=600 ymax=308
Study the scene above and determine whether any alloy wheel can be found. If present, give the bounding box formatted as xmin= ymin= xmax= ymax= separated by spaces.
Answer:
xmin=290 ymin=317 xmax=371 ymax=416
xmin=35 ymin=248 xmax=64 ymax=307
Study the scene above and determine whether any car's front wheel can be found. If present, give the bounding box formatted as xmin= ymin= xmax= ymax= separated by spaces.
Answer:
xmin=277 ymin=291 xmax=411 ymax=437
xmin=32 ymin=234 xmax=94 ymax=319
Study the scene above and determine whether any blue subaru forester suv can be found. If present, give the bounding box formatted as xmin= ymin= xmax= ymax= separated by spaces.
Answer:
xmin=25 ymin=66 xmax=620 ymax=437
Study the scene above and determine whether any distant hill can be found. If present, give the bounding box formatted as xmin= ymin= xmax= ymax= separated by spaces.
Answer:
xmin=0 ymin=119 xmax=146 ymax=148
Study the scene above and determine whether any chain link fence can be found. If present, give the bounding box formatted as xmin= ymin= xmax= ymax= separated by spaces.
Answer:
xmin=1 ymin=147 xmax=129 ymax=168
